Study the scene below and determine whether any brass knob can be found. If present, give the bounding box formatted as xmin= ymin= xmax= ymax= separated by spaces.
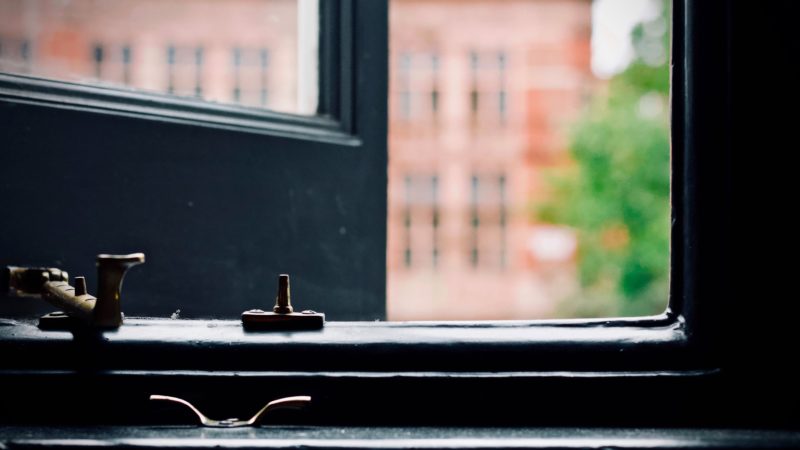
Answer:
xmin=241 ymin=273 xmax=324 ymax=330
xmin=93 ymin=253 xmax=145 ymax=328
xmin=273 ymin=274 xmax=293 ymax=314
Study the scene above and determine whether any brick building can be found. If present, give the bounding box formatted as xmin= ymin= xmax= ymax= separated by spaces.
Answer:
xmin=387 ymin=0 xmax=594 ymax=320
xmin=0 ymin=0 xmax=302 ymax=113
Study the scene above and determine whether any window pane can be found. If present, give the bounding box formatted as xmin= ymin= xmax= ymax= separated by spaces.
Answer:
xmin=387 ymin=0 xmax=671 ymax=320
xmin=0 ymin=0 xmax=318 ymax=115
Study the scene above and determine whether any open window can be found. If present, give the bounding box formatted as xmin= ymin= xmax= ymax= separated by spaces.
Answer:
xmin=0 ymin=0 xmax=770 ymax=432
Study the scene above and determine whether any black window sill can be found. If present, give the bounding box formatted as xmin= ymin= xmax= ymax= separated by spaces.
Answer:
xmin=0 ymin=316 xmax=729 ymax=427
xmin=0 ymin=315 xmax=701 ymax=372
xmin=1 ymin=426 xmax=799 ymax=449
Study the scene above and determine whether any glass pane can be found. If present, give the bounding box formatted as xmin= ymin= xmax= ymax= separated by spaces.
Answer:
xmin=387 ymin=0 xmax=671 ymax=320
xmin=0 ymin=0 xmax=318 ymax=115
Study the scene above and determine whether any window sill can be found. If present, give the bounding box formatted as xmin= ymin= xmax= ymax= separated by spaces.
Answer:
xmin=0 ymin=316 xmax=726 ymax=426
xmin=0 ymin=315 xmax=703 ymax=372
xmin=1 ymin=426 xmax=798 ymax=449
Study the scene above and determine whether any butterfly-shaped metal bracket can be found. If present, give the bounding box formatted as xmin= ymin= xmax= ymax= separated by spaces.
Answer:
xmin=150 ymin=394 xmax=311 ymax=428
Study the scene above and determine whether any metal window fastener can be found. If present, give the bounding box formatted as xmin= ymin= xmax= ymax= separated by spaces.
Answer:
xmin=150 ymin=394 xmax=311 ymax=428
xmin=3 ymin=253 xmax=144 ymax=330
xmin=241 ymin=274 xmax=324 ymax=331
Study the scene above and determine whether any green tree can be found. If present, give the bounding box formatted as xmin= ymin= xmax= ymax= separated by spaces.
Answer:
xmin=538 ymin=1 xmax=671 ymax=317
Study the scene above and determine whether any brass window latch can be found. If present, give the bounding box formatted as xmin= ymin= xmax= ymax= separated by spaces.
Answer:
xmin=150 ymin=394 xmax=311 ymax=428
xmin=242 ymin=274 xmax=325 ymax=331
xmin=3 ymin=255 xmax=324 ymax=331
xmin=3 ymin=253 xmax=144 ymax=330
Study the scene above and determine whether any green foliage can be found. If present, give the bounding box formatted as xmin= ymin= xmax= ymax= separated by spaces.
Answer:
xmin=538 ymin=1 xmax=671 ymax=317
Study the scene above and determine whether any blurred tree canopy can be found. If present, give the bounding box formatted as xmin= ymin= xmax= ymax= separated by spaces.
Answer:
xmin=538 ymin=0 xmax=671 ymax=317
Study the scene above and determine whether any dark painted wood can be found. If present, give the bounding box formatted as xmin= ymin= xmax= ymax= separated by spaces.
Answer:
xmin=3 ymin=427 xmax=800 ymax=449
xmin=674 ymin=0 xmax=733 ymax=363
xmin=0 ymin=317 xmax=695 ymax=372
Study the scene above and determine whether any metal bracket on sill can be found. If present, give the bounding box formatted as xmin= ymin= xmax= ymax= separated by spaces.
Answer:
xmin=150 ymin=394 xmax=311 ymax=428
xmin=241 ymin=274 xmax=325 ymax=331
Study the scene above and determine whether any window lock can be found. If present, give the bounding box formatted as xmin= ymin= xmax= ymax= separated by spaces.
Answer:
xmin=241 ymin=274 xmax=325 ymax=331
xmin=3 ymin=253 xmax=145 ymax=330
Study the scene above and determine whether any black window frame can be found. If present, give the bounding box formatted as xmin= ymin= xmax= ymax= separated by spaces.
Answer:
xmin=0 ymin=1 xmax=358 ymax=145
xmin=0 ymin=0 xmax=741 ymax=428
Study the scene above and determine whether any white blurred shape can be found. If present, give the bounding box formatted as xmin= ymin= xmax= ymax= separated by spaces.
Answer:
xmin=528 ymin=226 xmax=578 ymax=263
xmin=592 ymin=0 xmax=662 ymax=78
xmin=637 ymin=91 xmax=665 ymax=119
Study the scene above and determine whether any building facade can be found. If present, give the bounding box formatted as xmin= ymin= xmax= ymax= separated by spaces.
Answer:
xmin=0 ymin=0 xmax=301 ymax=113
xmin=387 ymin=0 xmax=593 ymax=320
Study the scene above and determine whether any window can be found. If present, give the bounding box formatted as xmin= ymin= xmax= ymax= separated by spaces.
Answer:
xmin=92 ymin=44 xmax=104 ymax=79
xmin=467 ymin=49 xmax=508 ymax=128
xmin=468 ymin=173 xmax=507 ymax=270
xmin=91 ymin=43 xmax=133 ymax=85
xmin=387 ymin=0 xmax=672 ymax=320
xmin=392 ymin=52 xmax=439 ymax=124
xmin=396 ymin=174 xmax=439 ymax=269
xmin=497 ymin=52 xmax=507 ymax=123
xmin=431 ymin=54 xmax=441 ymax=117
xmin=166 ymin=45 xmax=204 ymax=97
xmin=0 ymin=0 xmax=770 ymax=432
xmin=0 ymin=37 xmax=31 ymax=73
xmin=232 ymin=47 xmax=270 ymax=108
xmin=397 ymin=53 xmax=412 ymax=121
xmin=0 ymin=0 xmax=386 ymax=320
xmin=0 ymin=0 xmax=314 ymax=115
